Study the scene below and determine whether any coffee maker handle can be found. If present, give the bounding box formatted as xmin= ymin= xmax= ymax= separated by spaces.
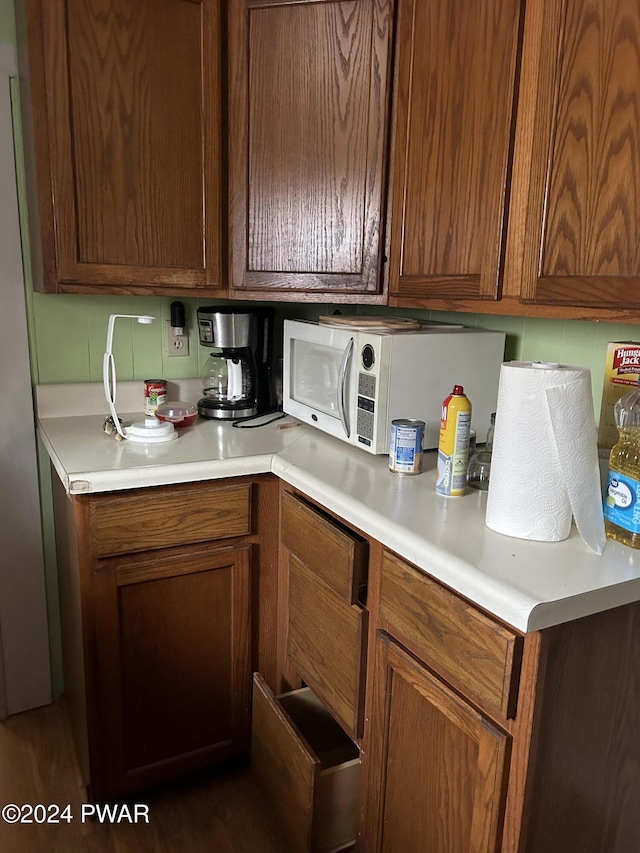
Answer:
xmin=338 ymin=337 xmax=354 ymax=438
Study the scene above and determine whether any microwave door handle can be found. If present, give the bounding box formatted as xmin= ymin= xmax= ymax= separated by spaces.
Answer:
xmin=338 ymin=336 xmax=354 ymax=438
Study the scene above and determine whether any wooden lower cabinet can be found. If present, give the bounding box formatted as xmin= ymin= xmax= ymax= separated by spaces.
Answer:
xmin=256 ymin=487 xmax=640 ymax=852
xmin=280 ymin=490 xmax=369 ymax=739
xmin=367 ymin=632 xmax=510 ymax=853
xmin=251 ymin=674 xmax=360 ymax=853
xmin=54 ymin=470 xmax=640 ymax=846
xmin=361 ymin=548 xmax=640 ymax=853
xmin=360 ymin=548 xmax=522 ymax=852
xmin=287 ymin=555 xmax=368 ymax=740
xmin=53 ymin=474 xmax=280 ymax=802
xmin=92 ymin=546 xmax=252 ymax=799
xmin=251 ymin=486 xmax=368 ymax=850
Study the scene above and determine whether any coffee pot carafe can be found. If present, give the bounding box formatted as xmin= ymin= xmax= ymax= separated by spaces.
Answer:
xmin=197 ymin=310 xmax=258 ymax=419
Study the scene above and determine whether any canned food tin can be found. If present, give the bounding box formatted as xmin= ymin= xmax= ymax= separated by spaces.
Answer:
xmin=144 ymin=379 xmax=167 ymax=416
xmin=389 ymin=419 xmax=425 ymax=475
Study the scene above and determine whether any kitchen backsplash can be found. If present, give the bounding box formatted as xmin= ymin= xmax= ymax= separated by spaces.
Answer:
xmin=28 ymin=291 xmax=640 ymax=418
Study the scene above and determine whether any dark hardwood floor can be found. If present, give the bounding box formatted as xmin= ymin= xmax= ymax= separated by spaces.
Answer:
xmin=0 ymin=699 xmax=288 ymax=852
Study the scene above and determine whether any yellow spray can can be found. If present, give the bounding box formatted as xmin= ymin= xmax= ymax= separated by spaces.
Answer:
xmin=436 ymin=385 xmax=472 ymax=497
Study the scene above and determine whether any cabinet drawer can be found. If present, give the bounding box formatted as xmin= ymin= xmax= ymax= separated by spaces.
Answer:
xmin=251 ymin=673 xmax=360 ymax=853
xmin=288 ymin=556 xmax=368 ymax=739
xmin=281 ymin=491 xmax=367 ymax=604
xmin=380 ymin=551 xmax=523 ymax=719
xmin=89 ymin=483 xmax=251 ymax=557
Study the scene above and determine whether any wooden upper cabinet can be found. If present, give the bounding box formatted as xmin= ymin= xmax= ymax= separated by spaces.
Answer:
xmin=22 ymin=0 xmax=222 ymax=294
xmin=227 ymin=0 xmax=392 ymax=300
xmin=386 ymin=0 xmax=523 ymax=303
xmin=506 ymin=0 xmax=640 ymax=309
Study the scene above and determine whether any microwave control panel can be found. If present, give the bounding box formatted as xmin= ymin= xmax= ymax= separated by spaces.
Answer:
xmin=356 ymin=371 xmax=376 ymax=445
xmin=354 ymin=335 xmax=392 ymax=453
xmin=356 ymin=337 xmax=388 ymax=448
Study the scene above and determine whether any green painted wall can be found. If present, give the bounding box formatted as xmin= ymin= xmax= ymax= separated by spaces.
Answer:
xmin=0 ymin=0 xmax=15 ymax=43
xmin=29 ymin=293 xmax=640 ymax=419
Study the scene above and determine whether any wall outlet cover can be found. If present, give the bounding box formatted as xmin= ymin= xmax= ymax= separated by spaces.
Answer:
xmin=164 ymin=321 xmax=190 ymax=358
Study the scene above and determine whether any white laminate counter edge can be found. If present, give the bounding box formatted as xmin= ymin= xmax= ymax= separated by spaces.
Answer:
xmin=37 ymin=390 xmax=640 ymax=636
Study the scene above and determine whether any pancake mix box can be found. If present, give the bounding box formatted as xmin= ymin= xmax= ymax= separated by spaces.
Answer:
xmin=598 ymin=341 xmax=640 ymax=454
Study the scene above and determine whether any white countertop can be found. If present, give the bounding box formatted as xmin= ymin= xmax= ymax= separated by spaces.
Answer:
xmin=36 ymin=379 xmax=303 ymax=493
xmin=37 ymin=383 xmax=640 ymax=634
xmin=39 ymin=411 xmax=303 ymax=494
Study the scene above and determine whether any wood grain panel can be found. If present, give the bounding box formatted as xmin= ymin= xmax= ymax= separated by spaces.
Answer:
xmin=251 ymin=675 xmax=318 ymax=853
xmin=520 ymin=603 xmax=640 ymax=852
xmin=509 ymin=0 xmax=640 ymax=308
xmin=288 ymin=556 xmax=368 ymax=738
xmin=248 ymin=0 xmax=369 ymax=274
xmin=253 ymin=475 xmax=281 ymax=692
xmin=228 ymin=0 xmax=391 ymax=296
xmin=51 ymin=476 xmax=92 ymax=789
xmin=119 ymin=564 xmax=233 ymax=768
xmin=66 ymin=0 xmax=204 ymax=267
xmin=545 ymin=0 xmax=640 ymax=278
xmin=379 ymin=551 xmax=523 ymax=719
xmin=280 ymin=491 xmax=368 ymax=604
xmin=93 ymin=546 xmax=252 ymax=799
xmin=52 ymin=475 xmax=279 ymax=803
xmin=387 ymin=0 xmax=522 ymax=300
xmin=25 ymin=0 xmax=222 ymax=291
xmin=251 ymin=677 xmax=360 ymax=853
xmin=369 ymin=633 xmax=510 ymax=853
xmin=89 ymin=482 xmax=251 ymax=557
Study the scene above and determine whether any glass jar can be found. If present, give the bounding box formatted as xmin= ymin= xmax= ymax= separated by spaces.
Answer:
xmin=467 ymin=412 xmax=495 ymax=491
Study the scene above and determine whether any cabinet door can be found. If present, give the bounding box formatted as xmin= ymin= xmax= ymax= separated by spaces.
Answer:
xmin=288 ymin=556 xmax=368 ymax=739
xmin=507 ymin=0 xmax=640 ymax=308
xmin=280 ymin=491 xmax=368 ymax=605
xmin=25 ymin=0 xmax=222 ymax=293
xmin=379 ymin=550 xmax=523 ymax=720
xmin=280 ymin=491 xmax=369 ymax=738
xmin=90 ymin=545 xmax=251 ymax=801
xmin=387 ymin=0 xmax=523 ymax=303
xmin=366 ymin=632 xmax=510 ymax=853
xmin=228 ymin=0 xmax=391 ymax=299
xmin=252 ymin=675 xmax=360 ymax=853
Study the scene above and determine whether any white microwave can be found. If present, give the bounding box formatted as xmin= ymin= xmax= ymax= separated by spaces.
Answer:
xmin=283 ymin=319 xmax=506 ymax=454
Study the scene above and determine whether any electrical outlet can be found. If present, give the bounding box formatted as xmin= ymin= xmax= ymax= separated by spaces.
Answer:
xmin=164 ymin=321 xmax=190 ymax=358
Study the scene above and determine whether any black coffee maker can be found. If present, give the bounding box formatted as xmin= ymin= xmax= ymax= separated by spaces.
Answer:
xmin=197 ymin=307 xmax=275 ymax=419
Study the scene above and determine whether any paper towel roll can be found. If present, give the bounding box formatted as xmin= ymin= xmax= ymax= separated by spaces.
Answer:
xmin=485 ymin=362 xmax=606 ymax=554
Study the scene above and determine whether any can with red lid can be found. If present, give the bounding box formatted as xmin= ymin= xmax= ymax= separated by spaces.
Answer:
xmin=144 ymin=379 xmax=167 ymax=416
xmin=436 ymin=384 xmax=472 ymax=497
